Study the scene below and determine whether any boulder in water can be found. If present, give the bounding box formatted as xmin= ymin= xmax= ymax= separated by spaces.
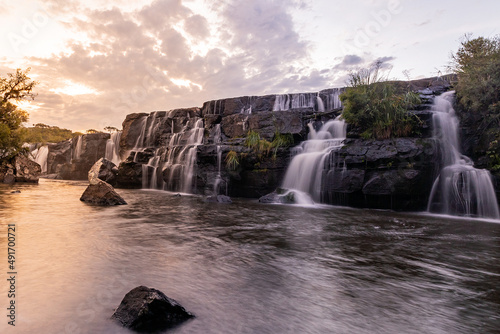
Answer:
xmin=88 ymin=157 xmax=118 ymax=186
xmin=111 ymin=286 xmax=194 ymax=332
xmin=80 ymin=180 xmax=127 ymax=206
xmin=2 ymin=168 xmax=15 ymax=184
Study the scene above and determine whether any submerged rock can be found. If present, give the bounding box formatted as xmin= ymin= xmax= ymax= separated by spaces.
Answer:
xmin=111 ymin=286 xmax=194 ymax=332
xmin=258 ymin=188 xmax=313 ymax=204
xmin=205 ymin=194 xmax=232 ymax=203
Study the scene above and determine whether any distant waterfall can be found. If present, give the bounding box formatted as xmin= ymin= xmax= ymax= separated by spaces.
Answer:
xmin=427 ymin=91 xmax=500 ymax=219
xmin=72 ymin=135 xmax=83 ymax=162
xmin=141 ymin=116 xmax=204 ymax=193
xmin=31 ymin=145 xmax=49 ymax=174
xmin=281 ymin=116 xmax=346 ymax=204
xmin=105 ymin=131 xmax=122 ymax=166
xmin=273 ymin=89 xmax=341 ymax=112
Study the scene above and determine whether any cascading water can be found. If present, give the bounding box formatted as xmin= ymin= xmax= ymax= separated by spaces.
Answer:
xmin=212 ymin=124 xmax=226 ymax=195
xmin=72 ymin=135 xmax=83 ymax=162
xmin=31 ymin=145 xmax=49 ymax=173
xmin=427 ymin=91 xmax=500 ymax=219
xmin=142 ymin=116 xmax=205 ymax=193
xmin=273 ymin=89 xmax=342 ymax=113
xmin=105 ymin=131 xmax=122 ymax=166
xmin=281 ymin=116 xmax=346 ymax=204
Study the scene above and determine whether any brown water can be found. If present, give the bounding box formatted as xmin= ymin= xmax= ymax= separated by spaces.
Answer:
xmin=1 ymin=179 xmax=499 ymax=334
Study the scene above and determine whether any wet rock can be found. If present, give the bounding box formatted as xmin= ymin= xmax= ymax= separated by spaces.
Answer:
xmin=3 ymin=168 xmax=15 ymax=184
xmin=88 ymin=158 xmax=118 ymax=186
xmin=205 ymin=194 xmax=232 ymax=203
xmin=116 ymin=161 xmax=143 ymax=189
xmin=80 ymin=180 xmax=127 ymax=206
xmin=111 ymin=286 xmax=194 ymax=332
xmin=259 ymin=188 xmax=296 ymax=204
xmin=47 ymin=140 xmax=72 ymax=174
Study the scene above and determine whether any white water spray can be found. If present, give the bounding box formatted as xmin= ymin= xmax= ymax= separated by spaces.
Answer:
xmin=427 ymin=91 xmax=499 ymax=219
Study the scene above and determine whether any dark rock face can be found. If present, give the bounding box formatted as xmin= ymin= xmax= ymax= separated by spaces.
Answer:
xmin=322 ymin=138 xmax=439 ymax=210
xmin=80 ymin=180 xmax=127 ymax=205
xmin=111 ymin=286 xmax=194 ymax=332
xmin=116 ymin=161 xmax=143 ymax=189
xmin=47 ymin=140 xmax=72 ymax=174
xmin=45 ymin=134 xmax=110 ymax=180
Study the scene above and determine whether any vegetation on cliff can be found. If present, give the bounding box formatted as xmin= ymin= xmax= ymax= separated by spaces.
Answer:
xmin=24 ymin=123 xmax=83 ymax=144
xmin=339 ymin=62 xmax=422 ymax=140
xmin=451 ymin=35 xmax=500 ymax=171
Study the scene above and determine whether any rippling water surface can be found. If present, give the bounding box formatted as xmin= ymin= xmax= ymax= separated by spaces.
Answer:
xmin=0 ymin=179 xmax=499 ymax=333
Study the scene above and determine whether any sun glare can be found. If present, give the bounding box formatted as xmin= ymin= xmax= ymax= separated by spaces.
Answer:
xmin=50 ymin=81 xmax=97 ymax=95
xmin=170 ymin=78 xmax=203 ymax=90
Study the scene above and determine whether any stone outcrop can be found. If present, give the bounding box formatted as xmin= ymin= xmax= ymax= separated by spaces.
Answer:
xmin=88 ymin=157 xmax=118 ymax=186
xmin=14 ymin=154 xmax=41 ymax=182
xmin=0 ymin=154 xmax=41 ymax=184
xmin=80 ymin=180 xmax=127 ymax=205
xmin=33 ymin=77 xmax=463 ymax=211
xmin=321 ymin=138 xmax=438 ymax=210
xmin=111 ymin=286 xmax=194 ymax=332
xmin=80 ymin=159 xmax=126 ymax=206
xmin=41 ymin=133 xmax=110 ymax=180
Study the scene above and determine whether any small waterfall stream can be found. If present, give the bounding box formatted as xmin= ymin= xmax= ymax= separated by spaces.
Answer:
xmin=427 ymin=91 xmax=500 ymax=219
xmin=105 ymin=131 xmax=122 ymax=166
xmin=281 ymin=116 xmax=346 ymax=204
xmin=71 ymin=135 xmax=83 ymax=162
xmin=31 ymin=145 xmax=49 ymax=173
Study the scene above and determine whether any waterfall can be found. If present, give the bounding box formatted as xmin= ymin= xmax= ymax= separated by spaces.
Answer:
xmin=281 ymin=116 xmax=346 ymax=204
xmin=325 ymin=89 xmax=342 ymax=111
xmin=317 ymin=93 xmax=325 ymax=113
xmin=144 ymin=118 xmax=204 ymax=193
xmin=273 ymin=90 xmax=342 ymax=112
xmin=105 ymin=131 xmax=122 ymax=166
xmin=31 ymin=145 xmax=49 ymax=174
xmin=72 ymin=135 xmax=83 ymax=162
xmin=427 ymin=91 xmax=500 ymax=219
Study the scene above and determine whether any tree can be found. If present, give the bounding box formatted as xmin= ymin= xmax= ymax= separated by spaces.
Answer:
xmin=0 ymin=68 xmax=37 ymax=159
xmin=86 ymin=129 xmax=101 ymax=134
xmin=451 ymin=35 xmax=500 ymax=171
xmin=452 ymin=35 xmax=500 ymax=114
xmin=104 ymin=126 xmax=119 ymax=133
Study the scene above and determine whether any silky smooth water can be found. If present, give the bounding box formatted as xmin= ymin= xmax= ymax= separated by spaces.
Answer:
xmin=1 ymin=179 xmax=499 ymax=334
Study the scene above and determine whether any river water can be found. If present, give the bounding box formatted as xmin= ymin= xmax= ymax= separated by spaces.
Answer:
xmin=1 ymin=179 xmax=499 ymax=334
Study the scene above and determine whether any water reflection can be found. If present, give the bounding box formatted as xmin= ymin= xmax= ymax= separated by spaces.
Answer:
xmin=0 ymin=179 xmax=499 ymax=333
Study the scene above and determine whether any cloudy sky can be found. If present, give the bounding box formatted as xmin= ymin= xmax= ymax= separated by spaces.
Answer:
xmin=1 ymin=0 xmax=499 ymax=132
